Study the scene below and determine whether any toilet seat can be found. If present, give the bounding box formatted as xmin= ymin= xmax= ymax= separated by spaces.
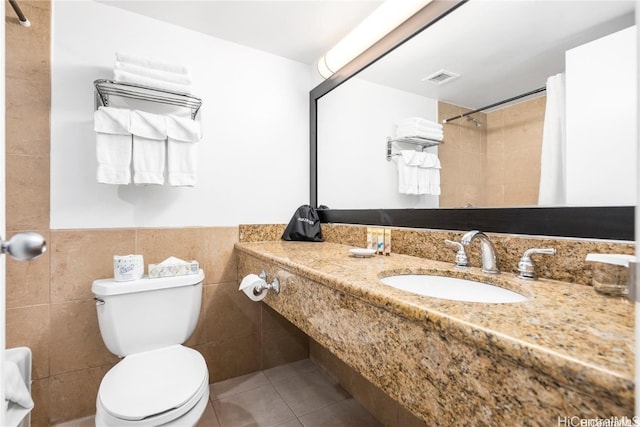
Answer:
xmin=97 ymin=345 xmax=208 ymax=426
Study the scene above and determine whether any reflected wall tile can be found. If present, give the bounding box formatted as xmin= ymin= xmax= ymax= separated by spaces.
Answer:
xmin=6 ymin=304 xmax=50 ymax=379
xmin=486 ymin=185 xmax=506 ymax=207
xmin=6 ymin=229 xmax=50 ymax=308
xmin=50 ymin=229 xmax=137 ymax=303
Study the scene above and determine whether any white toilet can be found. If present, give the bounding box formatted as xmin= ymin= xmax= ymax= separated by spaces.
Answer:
xmin=91 ymin=270 xmax=209 ymax=426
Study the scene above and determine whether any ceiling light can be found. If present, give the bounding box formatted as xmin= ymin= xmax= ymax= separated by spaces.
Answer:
xmin=317 ymin=0 xmax=432 ymax=79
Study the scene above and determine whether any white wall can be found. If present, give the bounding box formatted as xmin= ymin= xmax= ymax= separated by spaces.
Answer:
xmin=566 ymin=25 xmax=637 ymax=206
xmin=317 ymin=77 xmax=439 ymax=209
xmin=51 ymin=1 xmax=310 ymax=229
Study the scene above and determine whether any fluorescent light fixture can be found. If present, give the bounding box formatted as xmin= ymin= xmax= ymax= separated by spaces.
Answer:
xmin=317 ymin=0 xmax=431 ymax=79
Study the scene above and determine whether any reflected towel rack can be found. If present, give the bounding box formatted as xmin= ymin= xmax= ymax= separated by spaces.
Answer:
xmin=94 ymin=79 xmax=203 ymax=120
xmin=386 ymin=136 xmax=443 ymax=161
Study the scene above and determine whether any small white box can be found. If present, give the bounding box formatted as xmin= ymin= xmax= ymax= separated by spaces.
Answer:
xmin=148 ymin=257 xmax=199 ymax=279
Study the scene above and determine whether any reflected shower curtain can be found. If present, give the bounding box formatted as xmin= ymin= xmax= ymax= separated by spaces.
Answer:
xmin=538 ymin=73 xmax=566 ymax=205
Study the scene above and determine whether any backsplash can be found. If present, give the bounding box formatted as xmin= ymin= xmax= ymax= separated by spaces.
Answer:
xmin=239 ymin=223 xmax=634 ymax=286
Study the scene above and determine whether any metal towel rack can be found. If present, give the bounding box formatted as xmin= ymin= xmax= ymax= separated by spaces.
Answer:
xmin=386 ymin=136 xmax=443 ymax=161
xmin=94 ymin=79 xmax=203 ymax=120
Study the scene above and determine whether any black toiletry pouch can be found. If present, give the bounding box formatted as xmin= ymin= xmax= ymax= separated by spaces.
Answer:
xmin=282 ymin=205 xmax=323 ymax=242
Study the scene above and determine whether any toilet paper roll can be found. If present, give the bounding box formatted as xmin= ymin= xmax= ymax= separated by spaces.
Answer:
xmin=114 ymin=255 xmax=144 ymax=282
xmin=239 ymin=274 xmax=268 ymax=302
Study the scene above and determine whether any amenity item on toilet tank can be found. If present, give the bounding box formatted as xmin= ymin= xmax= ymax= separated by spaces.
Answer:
xmin=113 ymin=254 xmax=144 ymax=281
xmin=92 ymin=270 xmax=204 ymax=356
xmin=148 ymin=256 xmax=199 ymax=278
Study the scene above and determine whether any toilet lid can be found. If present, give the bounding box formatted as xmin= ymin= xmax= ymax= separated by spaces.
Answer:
xmin=99 ymin=345 xmax=207 ymax=421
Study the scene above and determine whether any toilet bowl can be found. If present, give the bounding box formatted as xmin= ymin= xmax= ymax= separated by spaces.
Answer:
xmin=92 ymin=271 xmax=208 ymax=426
xmin=95 ymin=345 xmax=209 ymax=426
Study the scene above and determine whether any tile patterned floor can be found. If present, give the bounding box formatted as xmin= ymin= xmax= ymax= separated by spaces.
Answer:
xmin=54 ymin=359 xmax=383 ymax=427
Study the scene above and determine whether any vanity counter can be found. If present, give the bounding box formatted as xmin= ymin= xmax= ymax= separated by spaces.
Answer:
xmin=236 ymin=240 xmax=634 ymax=421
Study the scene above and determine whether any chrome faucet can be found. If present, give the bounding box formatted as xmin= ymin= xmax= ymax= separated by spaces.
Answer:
xmin=461 ymin=230 xmax=499 ymax=274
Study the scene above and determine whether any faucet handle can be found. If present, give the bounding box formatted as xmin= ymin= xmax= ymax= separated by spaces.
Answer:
xmin=517 ymin=248 xmax=556 ymax=280
xmin=444 ymin=239 xmax=469 ymax=268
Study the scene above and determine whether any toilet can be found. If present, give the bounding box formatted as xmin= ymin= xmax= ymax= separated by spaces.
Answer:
xmin=92 ymin=270 xmax=209 ymax=426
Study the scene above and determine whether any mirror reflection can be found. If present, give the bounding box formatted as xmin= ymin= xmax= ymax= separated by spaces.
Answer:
xmin=317 ymin=1 xmax=636 ymax=209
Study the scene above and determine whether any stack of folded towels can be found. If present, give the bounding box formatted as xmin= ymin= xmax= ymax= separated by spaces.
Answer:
xmin=395 ymin=117 xmax=443 ymax=141
xmin=94 ymin=106 xmax=201 ymax=186
xmin=114 ymin=52 xmax=192 ymax=94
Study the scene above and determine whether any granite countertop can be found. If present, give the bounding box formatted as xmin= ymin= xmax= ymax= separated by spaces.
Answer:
xmin=236 ymin=241 xmax=635 ymax=404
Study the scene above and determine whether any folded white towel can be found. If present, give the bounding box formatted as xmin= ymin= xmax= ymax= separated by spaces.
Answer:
xmin=116 ymin=52 xmax=192 ymax=76
xmin=4 ymin=361 xmax=33 ymax=409
xmin=395 ymin=126 xmax=444 ymax=141
xmin=130 ymin=110 xmax=167 ymax=185
xmin=396 ymin=117 xmax=443 ymax=131
xmin=114 ymin=70 xmax=192 ymax=95
xmin=115 ymin=61 xmax=192 ymax=86
xmin=396 ymin=123 xmax=444 ymax=135
xmin=417 ymin=153 xmax=441 ymax=195
xmin=94 ymin=107 xmax=132 ymax=185
xmin=166 ymin=115 xmax=202 ymax=187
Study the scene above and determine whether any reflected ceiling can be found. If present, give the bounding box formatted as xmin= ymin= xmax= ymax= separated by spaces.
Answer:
xmin=358 ymin=1 xmax=635 ymax=109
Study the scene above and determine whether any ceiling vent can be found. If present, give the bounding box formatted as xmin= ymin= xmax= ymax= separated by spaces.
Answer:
xmin=422 ymin=69 xmax=460 ymax=85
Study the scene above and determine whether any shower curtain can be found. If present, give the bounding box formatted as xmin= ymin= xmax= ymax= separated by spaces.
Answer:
xmin=538 ymin=73 xmax=566 ymax=205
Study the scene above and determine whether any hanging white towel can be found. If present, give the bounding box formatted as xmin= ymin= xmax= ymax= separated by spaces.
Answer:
xmin=418 ymin=153 xmax=441 ymax=195
xmin=538 ymin=73 xmax=566 ymax=205
xmin=94 ymin=107 xmax=132 ymax=185
xmin=116 ymin=52 xmax=192 ymax=76
xmin=397 ymin=150 xmax=424 ymax=195
xmin=166 ymin=115 xmax=202 ymax=186
xmin=4 ymin=361 xmax=33 ymax=409
xmin=130 ymin=110 xmax=167 ymax=185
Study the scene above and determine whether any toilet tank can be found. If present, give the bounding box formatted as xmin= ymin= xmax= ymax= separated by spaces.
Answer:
xmin=92 ymin=270 xmax=204 ymax=357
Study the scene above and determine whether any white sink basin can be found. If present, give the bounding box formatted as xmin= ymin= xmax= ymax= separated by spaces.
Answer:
xmin=379 ymin=274 xmax=527 ymax=303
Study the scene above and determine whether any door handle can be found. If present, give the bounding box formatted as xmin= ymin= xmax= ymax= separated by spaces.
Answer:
xmin=1 ymin=232 xmax=46 ymax=261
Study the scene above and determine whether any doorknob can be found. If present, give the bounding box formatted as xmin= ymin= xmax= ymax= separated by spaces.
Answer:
xmin=1 ymin=232 xmax=46 ymax=261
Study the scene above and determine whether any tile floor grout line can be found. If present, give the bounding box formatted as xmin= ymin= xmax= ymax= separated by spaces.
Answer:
xmin=208 ymin=394 xmax=224 ymax=427
xmin=266 ymin=362 xmax=353 ymax=421
xmin=209 ymin=371 xmax=270 ymax=402
xmin=266 ymin=369 xmax=301 ymax=424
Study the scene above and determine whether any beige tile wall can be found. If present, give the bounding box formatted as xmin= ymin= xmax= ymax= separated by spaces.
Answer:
xmin=439 ymin=97 xmax=546 ymax=208
xmin=438 ymin=102 xmax=487 ymax=208
xmin=486 ymin=96 xmax=545 ymax=206
xmin=5 ymin=3 xmax=307 ymax=425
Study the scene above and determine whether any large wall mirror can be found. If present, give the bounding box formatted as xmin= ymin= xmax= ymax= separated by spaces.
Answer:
xmin=311 ymin=0 xmax=636 ymax=240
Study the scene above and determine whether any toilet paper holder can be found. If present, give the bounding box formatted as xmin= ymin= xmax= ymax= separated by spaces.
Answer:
xmin=257 ymin=270 xmax=280 ymax=295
